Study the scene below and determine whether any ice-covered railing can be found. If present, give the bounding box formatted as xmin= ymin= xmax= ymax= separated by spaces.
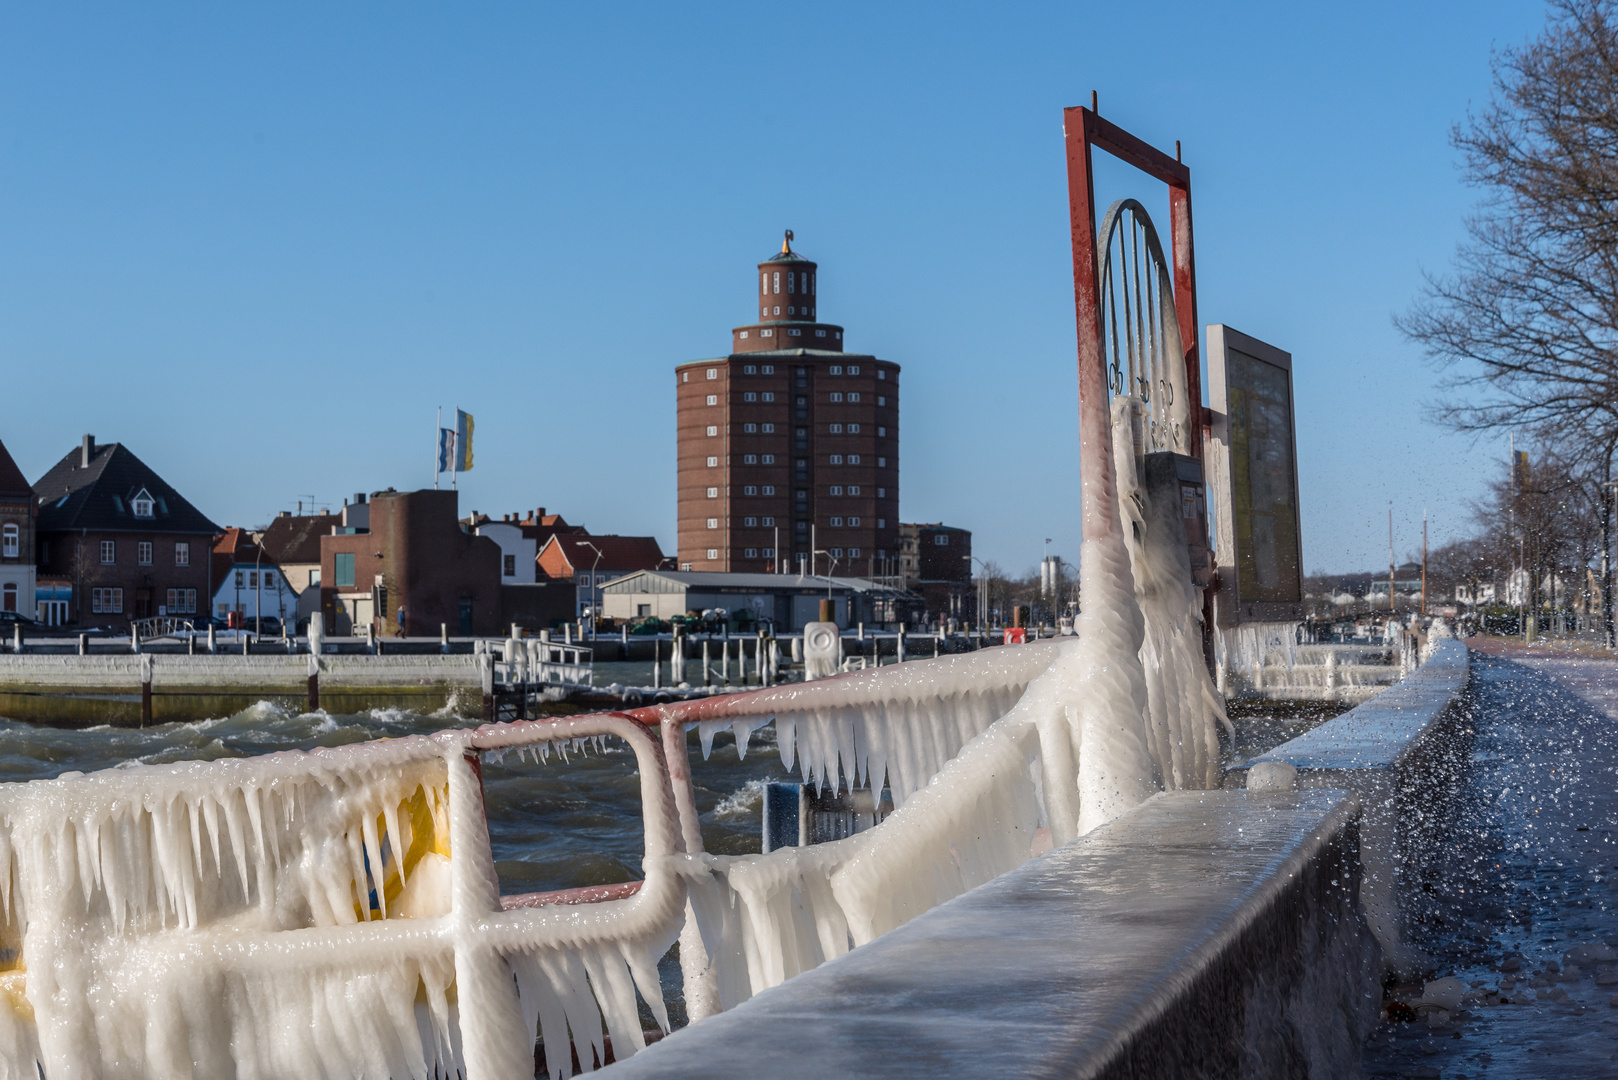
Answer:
xmin=633 ymin=642 xmax=1061 ymax=807
xmin=0 ymin=713 xmax=691 ymax=1080
xmin=671 ymin=644 xmax=1090 ymax=1014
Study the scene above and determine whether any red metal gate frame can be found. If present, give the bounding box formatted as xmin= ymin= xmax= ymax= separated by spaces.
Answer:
xmin=1063 ymin=104 xmax=1215 ymax=666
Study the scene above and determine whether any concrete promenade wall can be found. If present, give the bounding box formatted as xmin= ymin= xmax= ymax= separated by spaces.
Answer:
xmin=615 ymin=789 xmax=1378 ymax=1080
xmin=1229 ymin=638 xmax=1472 ymax=976
xmin=0 ymin=654 xmax=483 ymax=725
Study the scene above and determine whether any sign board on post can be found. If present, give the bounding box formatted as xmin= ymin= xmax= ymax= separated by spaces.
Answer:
xmin=1207 ymin=325 xmax=1304 ymax=625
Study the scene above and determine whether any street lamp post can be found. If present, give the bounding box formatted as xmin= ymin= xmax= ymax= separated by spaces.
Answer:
xmin=965 ymin=555 xmax=989 ymax=632
xmin=574 ymin=541 xmax=605 ymax=637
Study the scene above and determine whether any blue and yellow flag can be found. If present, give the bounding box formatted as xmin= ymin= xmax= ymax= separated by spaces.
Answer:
xmin=455 ymin=409 xmax=474 ymax=471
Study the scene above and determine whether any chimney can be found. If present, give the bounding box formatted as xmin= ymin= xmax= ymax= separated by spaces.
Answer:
xmin=80 ymin=435 xmax=94 ymax=469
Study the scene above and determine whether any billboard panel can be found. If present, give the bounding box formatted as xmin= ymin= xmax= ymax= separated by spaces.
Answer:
xmin=1208 ymin=325 xmax=1304 ymax=625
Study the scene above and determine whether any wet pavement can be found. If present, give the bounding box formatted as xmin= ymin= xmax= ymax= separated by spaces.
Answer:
xmin=1361 ymin=639 xmax=1618 ymax=1078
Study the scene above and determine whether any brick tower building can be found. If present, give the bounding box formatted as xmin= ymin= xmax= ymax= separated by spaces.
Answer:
xmin=677 ymin=232 xmax=899 ymax=574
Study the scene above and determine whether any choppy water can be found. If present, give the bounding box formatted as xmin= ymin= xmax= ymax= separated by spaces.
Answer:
xmin=0 ymin=701 xmax=791 ymax=896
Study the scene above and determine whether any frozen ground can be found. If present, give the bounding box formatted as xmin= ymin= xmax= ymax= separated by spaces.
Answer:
xmin=1362 ymin=639 xmax=1618 ymax=1078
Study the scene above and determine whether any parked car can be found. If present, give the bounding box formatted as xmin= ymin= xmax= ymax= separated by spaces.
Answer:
xmin=0 ymin=611 xmax=40 ymax=629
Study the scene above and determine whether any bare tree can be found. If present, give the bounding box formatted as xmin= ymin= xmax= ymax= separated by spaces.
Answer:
xmin=1400 ymin=0 xmax=1618 ymax=640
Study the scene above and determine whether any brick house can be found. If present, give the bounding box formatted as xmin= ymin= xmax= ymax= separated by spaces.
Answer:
xmin=320 ymin=489 xmax=572 ymax=638
xmin=32 ymin=436 xmax=220 ymax=628
xmin=0 ymin=440 xmax=34 ymax=619
xmin=898 ymin=522 xmax=973 ymax=623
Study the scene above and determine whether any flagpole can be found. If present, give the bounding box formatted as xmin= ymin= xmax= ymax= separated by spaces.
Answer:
xmin=452 ymin=406 xmax=458 ymax=493
xmin=435 ymin=406 xmax=441 ymax=491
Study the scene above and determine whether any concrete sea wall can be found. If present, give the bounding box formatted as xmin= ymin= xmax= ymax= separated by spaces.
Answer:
xmin=0 ymin=654 xmax=483 ymax=725
xmin=614 ymin=790 xmax=1380 ymax=1080
xmin=1228 ymin=638 xmax=1472 ymax=976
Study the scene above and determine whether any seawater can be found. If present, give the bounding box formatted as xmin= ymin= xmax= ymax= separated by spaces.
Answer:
xmin=0 ymin=701 xmax=792 ymax=896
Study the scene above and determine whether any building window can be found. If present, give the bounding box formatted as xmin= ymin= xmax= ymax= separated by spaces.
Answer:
xmin=877 ymin=369 xmax=885 ymax=380
xmin=707 ymin=518 xmax=719 ymax=529
xmin=831 ymin=547 xmax=844 ymax=558
xmin=707 ymin=548 xmax=719 ymax=560
xmin=877 ymin=457 xmax=886 ymax=467
xmin=707 ymin=487 xmax=719 ymax=498
xmin=744 ymin=364 xmax=757 ymax=374
xmin=878 ymin=518 xmax=886 ymax=529
xmin=760 ymin=273 xmax=767 ymax=295
xmin=849 ymin=548 xmax=861 ymax=558
xmin=248 ymin=572 xmax=258 ymax=589
xmin=744 ymin=454 xmax=757 ymax=465
xmin=795 ymin=458 xmax=808 ymax=473
xmin=849 ymin=455 xmax=861 ymax=464
xmin=744 ymin=485 xmax=757 ymax=496
xmin=848 ymin=365 xmax=860 ymax=375
xmin=788 ymin=328 xmax=801 ymax=336
xmin=772 ymin=272 xmax=780 ymax=294
xmin=706 ymin=368 xmax=718 ymax=380
xmin=706 ymin=426 xmax=719 ymax=437
xmin=503 ymin=554 xmax=516 ymax=576
xmin=877 ymin=396 xmax=887 ymax=407
xmin=829 ymin=392 xmax=844 ymax=403
xmin=762 ymin=365 xmax=774 ymax=374
xmin=830 ymin=517 xmax=844 ymax=527
xmin=174 ymin=542 xmax=190 ymax=566
xmin=795 ymin=396 xmax=808 ymax=417
xmin=829 ymin=424 xmax=843 ymax=434
xmin=796 ymin=490 xmax=808 ymax=502
xmin=743 ymin=424 xmax=757 ymax=433
xmin=762 ymin=328 xmax=773 ymax=337
xmin=762 ymin=423 xmax=775 ymax=433
xmin=830 ymin=485 xmax=844 ymax=496
xmin=848 ymin=423 xmax=861 ymax=434
xmin=848 ymin=392 xmax=861 ymax=403
xmin=795 ymin=429 xmax=808 ymax=447
xmin=787 ymin=272 xmax=795 ymax=294
xmin=235 ymin=569 xmax=245 ymax=588
xmin=762 ymin=486 xmax=775 ymax=496
xmin=91 ymin=587 xmax=123 ymax=614
xmin=745 ymin=547 xmax=759 ymax=558
xmin=707 ymin=456 xmax=719 ymax=467
xmin=761 ymin=392 xmax=774 ymax=402
xmin=762 ymin=516 xmax=775 ymax=526
xmin=876 ymin=426 xmax=887 ymax=438
xmin=849 ymin=517 xmax=861 ymax=527
xmin=0 ymin=525 xmax=15 ymax=559
xmin=681 ymin=372 xmax=689 ymax=383
xmin=877 ymin=487 xmax=886 ymax=498
xmin=744 ymin=517 xmax=758 ymax=527
xmin=934 ymin=534 xmax=951 ymax=546
xmin=264 ymin=571 xmax=276 ymax=587
xmin=830 ymin=365 xmax=843 ymax=375
xmin=815 ymin=329 xmax=826 ymax=337
xmin=744 ymin=392 xmax=757 ymax=402
xmin=830 ymin=454 xmax=844 ymax=465
xmin=762 ymin=454 xmax=775 ymax=464
xmin=796 ymin=521 xmax=808 ymax=532
xmin=848 ymin=485 xmax=861 ymax=496
xmin=100 ymin=540 xmax=115 ymax=564
xmin=763 ymin=546 xmax=775 ymax=557
xmin=137 ymin=541 xmax=153 ymax=565
xmin=706 ymin=394 xmax=719 ymax=406
xmin=165 ymin=588 xmax=196 ymax=614
xmin=335 ymin=552 xmax=356 ymax=588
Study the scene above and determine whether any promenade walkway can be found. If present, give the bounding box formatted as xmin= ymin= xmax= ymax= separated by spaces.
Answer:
xmin=1363 ymin=638 xmax=1618 ymax=1078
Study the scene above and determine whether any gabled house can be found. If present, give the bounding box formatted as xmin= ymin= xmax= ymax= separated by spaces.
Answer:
xmin=466 ymin=508 xmax=587 ymax=584
xmin=536 ymin=532 xmax=672 ymax=621
xmin=0 ymin=440 xmax=35 ymax=619
xmin=33 ymin=435 xmax=220 ymax=628
xmin=209 ymin=527 xmax=298 ymax=628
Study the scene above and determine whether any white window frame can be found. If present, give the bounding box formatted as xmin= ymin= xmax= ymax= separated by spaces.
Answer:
xmin=707 ymin=518 xmax=718 ymax=529
xmin=174 ymin=542 xmax=190 ymax=566
xmin=137 ymin=541 xmax=153 ymax=565
xmin=100 ymin=540 xmax=115 ymax=565
xmin=0 ymin=524 xmax=16 ymax=559
xmin=706 ymin=426 xmax=718 ymax=437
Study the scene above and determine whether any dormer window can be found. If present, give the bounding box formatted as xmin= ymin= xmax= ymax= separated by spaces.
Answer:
xmin=132 ymin=490 xmax=155 ymax=518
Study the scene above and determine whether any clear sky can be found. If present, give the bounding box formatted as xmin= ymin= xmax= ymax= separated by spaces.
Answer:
xmin=0 ymin=2 xmax=1550 ymax=576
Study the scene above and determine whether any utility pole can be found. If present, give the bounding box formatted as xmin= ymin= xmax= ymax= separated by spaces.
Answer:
xmin=1421 ymin=509 xmax=1428 ymax=617
xmin=1388 ymin=504 xmax=1395 ymax=618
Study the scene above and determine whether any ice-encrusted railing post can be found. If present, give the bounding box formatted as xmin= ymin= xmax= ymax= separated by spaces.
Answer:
xmin=447 ymin=747 xmax=533 ymax=1079
xmin=660 ymin=715 xmax=719 ymax=1020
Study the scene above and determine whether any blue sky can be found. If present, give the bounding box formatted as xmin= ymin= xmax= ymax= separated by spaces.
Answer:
xmin=0 ymin=2 xmax=1549 ymax=575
